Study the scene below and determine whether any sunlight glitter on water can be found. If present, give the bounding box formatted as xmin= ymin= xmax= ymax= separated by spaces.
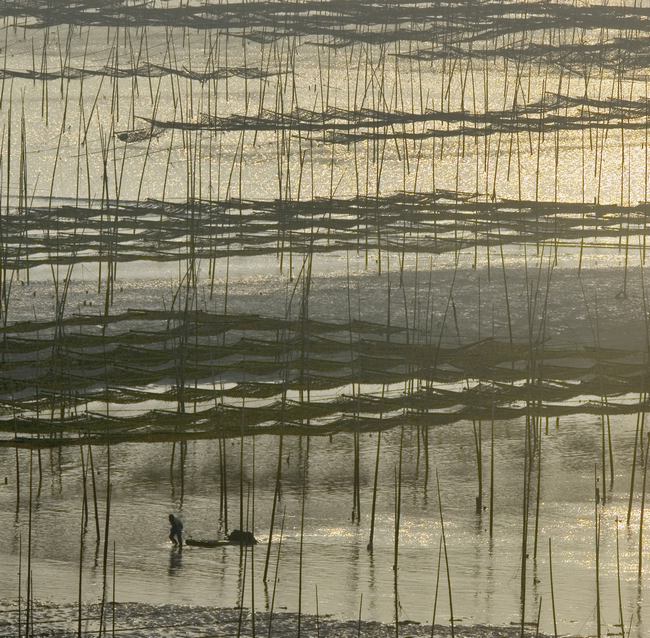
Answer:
xmin=1 ymin=413 xmax=649 ymax=636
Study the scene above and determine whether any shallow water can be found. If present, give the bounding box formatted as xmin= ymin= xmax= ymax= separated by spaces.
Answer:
xmin=3 ymin=237 xmax=650 ymax=635
xmin=3 ymin=3 xmax=650 ymax=636
xmin=1 ymin=409 xmax=649 ymax=636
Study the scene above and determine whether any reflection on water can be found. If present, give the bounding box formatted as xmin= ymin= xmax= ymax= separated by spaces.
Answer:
xmin=1 ymin=413 xmax=649 ymax=636
xmin=168 ymin=548 xmax=183 ymax=577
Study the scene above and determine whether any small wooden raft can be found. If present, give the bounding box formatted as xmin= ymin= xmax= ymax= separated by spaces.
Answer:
xmin=185 ymin=531 xmax=258 ymax=548
xmin=185 ymin=538 xmax=232 ymax=548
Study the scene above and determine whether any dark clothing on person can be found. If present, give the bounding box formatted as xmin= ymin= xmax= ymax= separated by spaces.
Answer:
xmin=169 ymin=514 xmax=183 ymax=547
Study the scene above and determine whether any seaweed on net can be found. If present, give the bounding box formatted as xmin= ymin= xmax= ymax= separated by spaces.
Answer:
xmin=0 ymin=63 xmax=279 ymax=82
xmin=115 ymin=126 xmax=166 ymax=143
xmin=3 ymin=192 xmax=650 ymax=268
xmin=1 ymin=308 xmax=648 ymax=443
xmin=1 ymin=0 xmax=649 ymax=453
xmin=399 ymin=34 xmax=650 ymax=77
xmin=5 ymin=390 xmax=650 ymax=448
xmin=121 ymin=92 xmax=650 ymax=144
xmin=6 ymin=0 xmax=650 ymax=51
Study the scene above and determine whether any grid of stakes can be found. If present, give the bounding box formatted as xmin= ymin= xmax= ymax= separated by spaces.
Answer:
xmin=3 ymin=1 xmax=650 ymax=637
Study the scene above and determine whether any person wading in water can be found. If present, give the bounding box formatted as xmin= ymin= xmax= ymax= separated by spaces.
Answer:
xmin=168 ymin=514 xmax=183 ymax=548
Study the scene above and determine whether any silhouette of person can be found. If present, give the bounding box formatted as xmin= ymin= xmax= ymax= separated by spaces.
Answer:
xmin=168 ymin=513 xmax=183 ymax=548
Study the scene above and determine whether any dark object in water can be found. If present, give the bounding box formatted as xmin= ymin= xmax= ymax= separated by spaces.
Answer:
xmin=186 ymin=529 xmax=258 ymax=548
xmin=116 ymin=126 xmax=165 ymax=143
xmin=227 ymin=529 xmax=258 ymax=545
